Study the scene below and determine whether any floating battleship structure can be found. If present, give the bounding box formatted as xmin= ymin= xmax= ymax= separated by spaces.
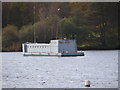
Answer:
xmin=22 ymin=39 xmax=84 ymax=56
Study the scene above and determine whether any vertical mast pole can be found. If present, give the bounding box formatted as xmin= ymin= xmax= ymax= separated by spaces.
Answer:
xmin=33 ymin=2 xmax=36 ymax=43
xmin=56 ymin=8 xmax=61 ymax=40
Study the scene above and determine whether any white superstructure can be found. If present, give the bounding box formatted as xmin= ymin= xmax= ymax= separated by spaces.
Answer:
xmin=22 ymin=39 xmax=84 ymax=56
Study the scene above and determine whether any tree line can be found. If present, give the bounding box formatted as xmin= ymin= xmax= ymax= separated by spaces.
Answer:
xmin=2 ymin=2 xmax=119 ymax=51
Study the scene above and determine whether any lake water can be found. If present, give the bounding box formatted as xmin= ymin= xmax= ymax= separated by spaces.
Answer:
xmin=1 ymin=50 xmax=118 ymax=88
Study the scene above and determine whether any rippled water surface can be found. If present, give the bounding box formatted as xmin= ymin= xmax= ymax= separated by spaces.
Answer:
xmin=2 ymin=50 xmax=118 ymax=88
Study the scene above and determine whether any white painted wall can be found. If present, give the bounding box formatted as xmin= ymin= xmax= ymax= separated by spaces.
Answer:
xmin=22 ymin=44 xmax=25 ymax=54
xmin=22 ymin=40 xmax=78 ymax=54
xmin=26 ymin=43 xmax=50 ymax=53
xmin=50 ymin=40 xmax=59 ymax=53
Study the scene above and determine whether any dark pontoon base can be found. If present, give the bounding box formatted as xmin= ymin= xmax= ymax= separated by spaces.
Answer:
xmin=23 ymin=53 xmax=84 ymax=57
xmin=61 ymin=54 xmax=84 ymax=57
xmin=85 ymin=85 xmax=90 ymax=87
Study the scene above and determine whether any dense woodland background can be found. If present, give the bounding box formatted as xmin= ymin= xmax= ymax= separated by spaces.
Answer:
xmin=2 ymin=2 xmax=119 ymax=51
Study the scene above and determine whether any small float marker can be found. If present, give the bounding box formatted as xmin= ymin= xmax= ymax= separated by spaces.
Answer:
xmin=85 ymin=80 xmax=90 ymax=87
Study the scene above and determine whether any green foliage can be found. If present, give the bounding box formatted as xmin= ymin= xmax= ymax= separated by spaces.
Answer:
xmin=2 ymin=25 xmax=19 ymax=51
xmin=19 ymin=24 xmax=34 ymax=43
xmin=2 ymin=2 xmax=34 ymax=29
xmin=2 ymin=2 xmax=119 ymax=51
xmin=60 ymin=17 xmax=78 ymax=39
